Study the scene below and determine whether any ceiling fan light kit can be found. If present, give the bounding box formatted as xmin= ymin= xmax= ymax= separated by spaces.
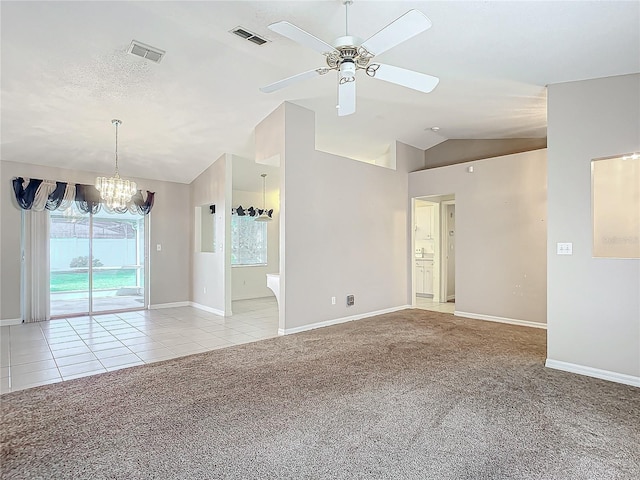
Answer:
xmin=260 ymin=0 xmax=439 ymax=116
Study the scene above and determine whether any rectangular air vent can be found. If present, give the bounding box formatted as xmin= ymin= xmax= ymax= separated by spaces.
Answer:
xmin=127 ymin=40 xmax=166 ymax=63
xmin=230 ymin=27 xmax=269 ymax=46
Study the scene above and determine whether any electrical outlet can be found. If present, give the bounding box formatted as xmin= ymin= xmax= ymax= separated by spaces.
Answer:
xmin=156 ymin=244 xmax=162 ymax=251
xmin=331 ymin=296 xmax=336 ymax=305
xmin=203 ymin=287 xmax=207 ymax=294
xmin=347 ymin=295 xmax=354 ymax=306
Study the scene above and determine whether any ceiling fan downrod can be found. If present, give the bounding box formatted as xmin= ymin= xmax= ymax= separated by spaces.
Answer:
xmin=343 ymin=0 xmax=353 ymax=36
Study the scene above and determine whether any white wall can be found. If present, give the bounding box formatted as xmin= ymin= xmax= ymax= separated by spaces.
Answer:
xmin=189 ymin=153 xmax=231 ymax=315
xmin=0 ymin=160 xmax=191 ymax=320
xmin=409 ymin=149 xmax=548 ymax=326
xmin=547 ymin=73 xmax=640 ymax=383
xmin=263 ymin=103 xmax=423 ymax=332
xmin=231 ymin=189 xmax=279 ymax=301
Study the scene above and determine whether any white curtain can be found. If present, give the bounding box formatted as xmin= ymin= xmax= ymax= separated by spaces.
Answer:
xmin=22 ymin=210 xmax=50 ymax=323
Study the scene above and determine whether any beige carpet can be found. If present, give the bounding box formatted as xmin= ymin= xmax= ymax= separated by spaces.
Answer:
xmin=1 ymin=309 xmax=639 ymax=479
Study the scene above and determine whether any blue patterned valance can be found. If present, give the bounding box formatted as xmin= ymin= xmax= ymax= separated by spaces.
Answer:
xmin=232 ymin=205 xmax=273 ymax=218
xmin=11 ymin=177 xmax=154 ymax=215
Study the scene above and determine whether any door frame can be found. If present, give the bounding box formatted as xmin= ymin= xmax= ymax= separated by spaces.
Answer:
xmin=411 ymin=197 xmax=441 ymax=304
xmin=440 ymin=200 xmax=456 ymax=303
xmin=48 ymin=209 xmax=149 ymax=318
xmin=410 ymin=198 xmax=417 ymax=306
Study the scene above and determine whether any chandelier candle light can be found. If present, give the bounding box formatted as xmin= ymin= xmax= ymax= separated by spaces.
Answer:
xmin=255 ymin=173 xmax=272 ymax=222
xmin=95 ymin=119 xmax=137 ymax=209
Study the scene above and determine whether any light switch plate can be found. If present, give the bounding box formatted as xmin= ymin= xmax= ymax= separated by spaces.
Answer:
xmin=557 ymin=242 xmax=572 ymax=255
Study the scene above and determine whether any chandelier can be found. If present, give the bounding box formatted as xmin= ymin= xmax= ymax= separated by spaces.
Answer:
xmin=255 ymin=173 xmax=272 ymax=222
xmin=95 ymin=119 xmax=137 ymax=209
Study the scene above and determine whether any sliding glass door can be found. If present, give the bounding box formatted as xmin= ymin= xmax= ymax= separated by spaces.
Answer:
xmin=91 ymin=210 xmax=145 ymax=313
xmin=49 ymin=205 xmax=90 ymax=317
xmin=49 ymin=207 xmax=146 ymax=317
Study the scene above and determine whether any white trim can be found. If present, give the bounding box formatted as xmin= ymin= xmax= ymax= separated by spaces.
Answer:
xmin=189 ymin=302 xmax=225 ymax=317
xmin=0 ymin=318 xmax=22 ymax=326
xmin=149 ymin=301 xmax=191 ymax=310
xmin=545 ymin=359 xmax=640 ymax=388
xmin=441 ymin=200 xmax=455 ymax=305
xmin=447 ymin=295 xmax=455 ymax=301
xmin=278 ymin=305 xmax=411 ymax=336
xmin=454 ymin=311 xmax=547 ymax=329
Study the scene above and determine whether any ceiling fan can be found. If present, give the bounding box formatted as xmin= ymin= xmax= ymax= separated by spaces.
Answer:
xmin=260 ymin=0 xmax=439 ymax=116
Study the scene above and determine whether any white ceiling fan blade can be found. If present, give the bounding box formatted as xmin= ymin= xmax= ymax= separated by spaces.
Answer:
xmin=268 ymin=21 xmax=337 ymax=55
xmin=361 ymin=10 xmax=432 ymax=57
xmin=368 ymin=64 xmax=439 ymax=93
xmin=337 ymin=79 xmax=356 ymax=117
xmin=260 ymin=68 xmax=327 ymax=93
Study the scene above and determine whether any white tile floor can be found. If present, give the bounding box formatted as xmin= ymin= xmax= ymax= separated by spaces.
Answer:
xmin=415 ymin=296 xmax=456 ymax=314
xmin=0 ymin=297 xmax=278 ymax=395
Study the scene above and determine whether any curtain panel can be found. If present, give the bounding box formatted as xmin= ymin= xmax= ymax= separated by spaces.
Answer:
xmin=22 ymin=210 xmax=51 ymax=323
xmin=12 ymin=177 xmax=155 ymax=215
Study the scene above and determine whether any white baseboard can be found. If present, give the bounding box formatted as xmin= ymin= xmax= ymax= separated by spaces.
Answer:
xmin=0 ymin=318 xmax=22 ymax=326
xmin=447 ymin=295 xmax=455 ymax=301
xmin=278 ymin=305 xmax=411 ymax=336
xmin=149 ymin=301 xmax=191 ymax=310
xmin=231 ymin=295 xmax=275 ymax=302
xmin=545 ymin=359 xmax=640 ymax=388
xmin=454 ymin=311 xmax=547 ymax=329
xmin=189 ymin=302 xmax=225 ymax=317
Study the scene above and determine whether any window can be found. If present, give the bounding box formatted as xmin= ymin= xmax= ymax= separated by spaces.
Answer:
xmin=231 ymin=215 xmax=267 ymax=266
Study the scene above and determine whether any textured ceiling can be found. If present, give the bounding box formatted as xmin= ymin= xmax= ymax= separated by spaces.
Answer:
xmin=1 ymin=1 xmax=638 ymax=185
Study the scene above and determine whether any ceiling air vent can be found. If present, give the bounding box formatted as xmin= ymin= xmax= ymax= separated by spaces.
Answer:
xmin=127 ymin=40 xmax=166 ymax=63
xmin=230 ymin=27 xmax=269 ymax=46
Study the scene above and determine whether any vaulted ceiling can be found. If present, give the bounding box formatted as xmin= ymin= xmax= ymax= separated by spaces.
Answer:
xmin=1 ymin=1 xmax=638 ymax=185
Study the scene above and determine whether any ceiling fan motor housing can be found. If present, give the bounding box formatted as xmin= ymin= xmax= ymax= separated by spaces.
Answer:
xmin=327 ymin=35 xmax=373 ymax=79
xmin=332 ymin=35 xmax=362 ymax=49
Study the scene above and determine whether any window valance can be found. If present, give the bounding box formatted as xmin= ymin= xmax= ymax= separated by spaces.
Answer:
xmin=11 ymin=177 xmax=155 ymax=215
xmin=232 ymin=205 xmax=273 ymax=219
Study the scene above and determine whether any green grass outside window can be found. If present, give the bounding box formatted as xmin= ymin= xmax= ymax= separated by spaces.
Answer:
xmin=50 ymin=269 xmax=138 ymax=292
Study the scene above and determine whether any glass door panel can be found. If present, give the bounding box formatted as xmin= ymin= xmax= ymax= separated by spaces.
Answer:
xmin=90 ymin=210 xmax=145 ymax=313
xmin=49 ymin=205 xmax=90 ymax=317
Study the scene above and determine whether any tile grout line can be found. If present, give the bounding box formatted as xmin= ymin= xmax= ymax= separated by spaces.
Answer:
xmin=42 ymin=322 xmax=64 ymax=387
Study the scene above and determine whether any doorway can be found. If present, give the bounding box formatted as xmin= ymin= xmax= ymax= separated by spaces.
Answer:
xmin=412 ymin=195 xmax=455 ymax=313
xmin=49 ymin=205 xmax=147 ymax=317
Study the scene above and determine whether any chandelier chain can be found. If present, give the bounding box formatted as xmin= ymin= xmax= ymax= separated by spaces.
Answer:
xmin=114 ymin=121 xmax=119 ymax=175
xmin=112 ymin=119 xmax=122 ymax=177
